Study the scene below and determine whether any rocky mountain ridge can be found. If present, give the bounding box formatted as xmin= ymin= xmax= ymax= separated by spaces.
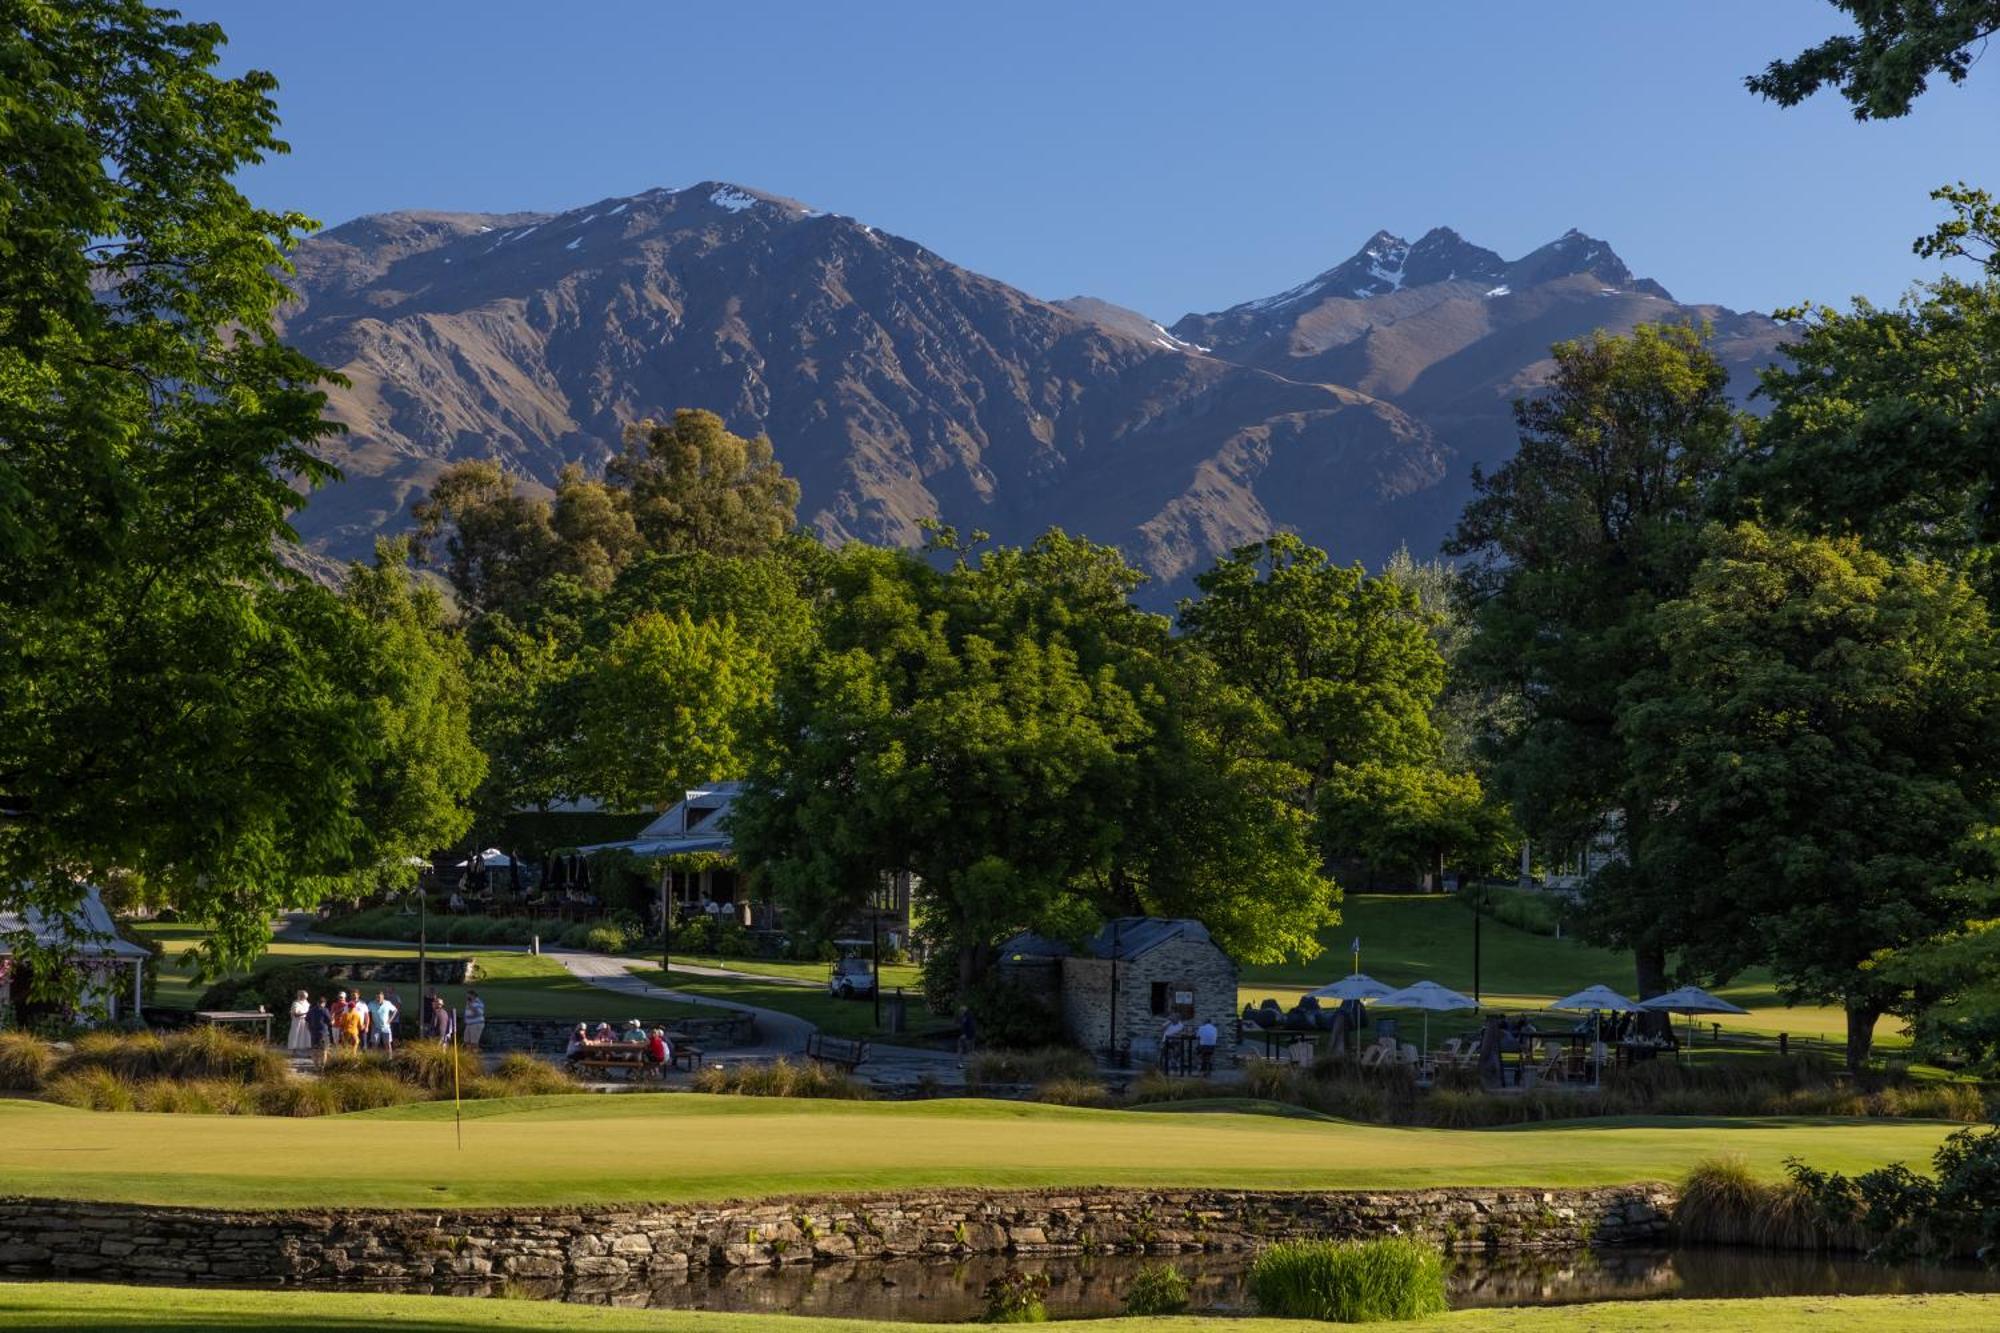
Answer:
xmin=276 ymin=181 xmax=1784 ymax=604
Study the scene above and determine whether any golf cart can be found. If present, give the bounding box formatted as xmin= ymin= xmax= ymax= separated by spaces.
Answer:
xmin=827 ymin=941 xmax=877 ymax=999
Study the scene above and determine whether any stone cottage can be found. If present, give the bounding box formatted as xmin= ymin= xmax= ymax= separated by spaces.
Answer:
xmin=998 ymin=917 xmax=1238 ymax=1065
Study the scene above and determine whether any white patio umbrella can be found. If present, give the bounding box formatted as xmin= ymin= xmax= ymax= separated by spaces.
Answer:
xmin=453 ymin=848 xmax=515 ymax=869
xmin=1374 ymin=980 xmax=1478 ymax=1055
xmin=1307 ymin=973 xmax=1396 ymax=1002
xmin=1550 ymin=985 xmax=1642 ymax=1087
xmin=1640 ymin=985 xmax=1749 ymax=1048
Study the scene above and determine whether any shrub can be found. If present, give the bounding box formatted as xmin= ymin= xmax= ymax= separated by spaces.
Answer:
xmin=1030 ymin=1077 xmax=1110 ymax=1108
xmin=487 ymin=1052 xmax=577 ymax=1097
xmin=1786 ymin=1124 xmax=2000 ymax=1263
xmin=195 ymin=962 xmax=331 ymax=1018
xmin=390 ymin=1040 xmax=483 ymax=1092
xmin=980 ymin=1267 xmax=1049 ymax=1323
xmin=1249 ymin=1237 xmax=1447 ymax=1323
xmin=1124 ymin=1262 xmax=1191 ymax=1316
xmin=0 ymin=1032 xmax=55 ymax=1090
xmin=690 ymin=1058 xmax=868 ymax=1100
xmin=1677 ymin=1155 xmax=1842 ymax=1250
xmin=966 ymin=1046 xmax=1095 ymax=1088
xmin=43 ymin=1068 xmax=139 ymax=1112
xmin=582 ymin=924 xmax=629 ymax=955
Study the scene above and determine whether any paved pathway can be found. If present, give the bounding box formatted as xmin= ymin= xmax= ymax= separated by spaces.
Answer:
xmin=274 ymin=914 xmax=963 ymax=1084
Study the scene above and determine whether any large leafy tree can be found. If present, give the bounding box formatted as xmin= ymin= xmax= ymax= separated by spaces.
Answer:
xmin=1446 ymin=323 xmax=1745 ymax=994
xmin=411 ymin=461 xmax=642 ymax=619
xmin=732 ymin=534 xmax=1335 ymax=1005
xmin=609 ymin=409 xmax=801 ymax=558
xmin=573 ymin=611 xmax=775 ymax=812
xmin=0 ymin=2 xmax=479 ymax=976
xmin=1750 ymin=1 xmax=2000 ymax=119
xmin=1617 ymin=523 xmax=2000 ymax=1068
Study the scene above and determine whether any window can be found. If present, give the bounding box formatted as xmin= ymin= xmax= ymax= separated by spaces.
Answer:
xmin=1149 ymin=982 xmax=1169 ymax=1016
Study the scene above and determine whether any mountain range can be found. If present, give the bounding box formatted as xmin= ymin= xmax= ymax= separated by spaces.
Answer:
xmin=275 ymin=182 xmax=1785 ymax=604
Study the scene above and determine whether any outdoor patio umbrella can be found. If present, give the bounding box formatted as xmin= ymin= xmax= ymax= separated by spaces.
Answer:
xmin=1307 ymin=973 xmax=1396 ymax=1002
xmin=1550 ymin=985 xmax=1642 ymax=1088
xmin=1373 ymin=980 xmax=1478 ymax=1055
xmin=1640 ymin=985 xmax=1749 ymax=1048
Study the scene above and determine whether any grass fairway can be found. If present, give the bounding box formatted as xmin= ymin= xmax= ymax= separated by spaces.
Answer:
xmin=2 ymin=1283 xmax=1996 ymax=1332
xmin=0 ymin=1094 xmax=1956 ymax=1210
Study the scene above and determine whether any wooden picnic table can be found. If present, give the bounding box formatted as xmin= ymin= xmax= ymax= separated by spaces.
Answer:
xmin=196 ymin=1010 xmax=275 ymax=1044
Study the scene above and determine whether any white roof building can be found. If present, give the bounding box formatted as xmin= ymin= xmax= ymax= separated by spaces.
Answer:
xmin=1 ymin=885 xmax=149 ymax=1022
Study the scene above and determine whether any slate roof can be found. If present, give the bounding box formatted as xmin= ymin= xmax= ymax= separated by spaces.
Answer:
xmin=1000 ymin=916 xmax=1215 ymax=963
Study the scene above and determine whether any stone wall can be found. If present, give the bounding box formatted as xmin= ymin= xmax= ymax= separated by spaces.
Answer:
xmin=0 ymin=1185 xmax=1673 ymax=1287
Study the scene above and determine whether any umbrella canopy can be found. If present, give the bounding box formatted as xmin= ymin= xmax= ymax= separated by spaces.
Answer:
xmin=1375 ymin=980 xmax=1477 ymax=1012
xmin=454 ymin=848 xmax=516 ymax=869
xmin=1639 ymin=985 xmax=1749 ymax=1015
xmin=1373 ymin=980 xmax=1477 ymax=1056
xmin=1550 ymin=985 xmax=1643 ymax=1013
xmin=1308 ymin=973 xmax=1396 ymax=1002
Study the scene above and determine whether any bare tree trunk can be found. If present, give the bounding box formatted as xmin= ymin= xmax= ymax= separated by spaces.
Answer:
xmin=1845 ymin=1002 xmax=1882 ymax=1072
xmin=1634 ymin=942 xmax=1668 ymax=1000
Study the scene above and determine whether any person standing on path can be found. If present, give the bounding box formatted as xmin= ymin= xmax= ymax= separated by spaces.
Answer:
xmin=371 ymin=991 xmax=399 ymax=1053
xmin=429 ymin=994 xmax=455 ymax=1046
xmin=306 ymin=995 xmax=333 ymax=1070
xmin=1196 ymin=1018 xmax=1219 ymax=1075
xmin=285 ymin=990 xmax=312 ymax=1053
xmin=463 ymin=990 xmax=486 ymax=1050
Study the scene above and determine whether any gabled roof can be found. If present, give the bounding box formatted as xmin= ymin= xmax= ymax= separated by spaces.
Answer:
xmin=1001 ymin=917 xmax=1216 ymax=963
xmin=580 ymin=782 xmax=742 ymax=857
xmin=0 ymin=887 xmax=151 ymax=959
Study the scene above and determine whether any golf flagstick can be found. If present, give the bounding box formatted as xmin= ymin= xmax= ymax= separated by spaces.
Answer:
xmin=452 ymin=1009 xmax=463 ymax=1151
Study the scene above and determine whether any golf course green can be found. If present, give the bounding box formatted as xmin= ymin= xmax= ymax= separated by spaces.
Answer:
xmin=0 ymin=1093 xmax=1959 ymax=1210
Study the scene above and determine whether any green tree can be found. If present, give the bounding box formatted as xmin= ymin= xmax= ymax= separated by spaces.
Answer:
xmin=1619 ymin=523 xmax=2000 ymax=1068
xmin=1750 ymin=1 xmax=2000 ymax=119
xmin=1178 ymin=534 xmax=1444 ymax=794
xmin=1446 ymin=323 xmax=1745 ymax=995
xmin=574 ymin=611 xmax=775 ymax=812
xmin=1318 ymin=763 xmax=1513 ymax=892
xmin=0 ymin=3 xmax=472 ymax=979
xmin=609 ymin=409 xmax=800 ymax=558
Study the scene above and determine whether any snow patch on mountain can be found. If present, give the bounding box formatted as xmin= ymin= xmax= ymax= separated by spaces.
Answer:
xmin=711 ymin=186 xmax=758 ymax=213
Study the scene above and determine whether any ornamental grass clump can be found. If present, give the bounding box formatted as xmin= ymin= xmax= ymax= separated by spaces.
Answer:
xmin=42 ymin=1067 xmax=139 ymax=1112
xmin=1123 ymin=1261 xmax=1191 ymax=1316
xmin=389 ymin=1039 xmax=483 ymax=1092
xmin=966 ymin=1046 xmax=1096 ymax=1088
xmin=0 ymin=1031 xmax=54 ymax=1090
xmin=1675 ymin=1155 xmax=1840 ymax=1250
xmin=1029 ymin=1077 xmax=1111 ymax=1108
xmin=692 ymin=1057 xmax=868 ymax=1100
xmin=1249 ymin=1237 xmax=1447 ymax=1323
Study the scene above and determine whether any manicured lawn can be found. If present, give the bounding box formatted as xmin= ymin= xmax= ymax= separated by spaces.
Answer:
xmin=3 ymin=1283 xmax=1997 ymax=1331
xmin=0 ymin=1093 xmax=1958 ymax=1210
xmin=131 ymin=924 xmax=705 ymax=1025
xmin=1247 ymin=896 xmax=1909 ymax=1051
xmin=659 ymin=953 xmax=924 ymax=989
xmin=635 ymin=970 xmax=951 ymax=1045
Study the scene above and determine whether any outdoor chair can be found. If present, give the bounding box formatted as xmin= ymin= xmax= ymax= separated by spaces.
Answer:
xmin=1289 ymin=1039 xmax=1315 ymax=1067
xmin=1358 ymin=1045 xmax=1386 ymax=1070
xmin=1437 ymin=1038 xmax=1463 ymax=1062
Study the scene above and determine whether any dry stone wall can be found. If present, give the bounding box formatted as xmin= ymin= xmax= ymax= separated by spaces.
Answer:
xmin=0 ymin=1185 xmax=1673 ymax=1287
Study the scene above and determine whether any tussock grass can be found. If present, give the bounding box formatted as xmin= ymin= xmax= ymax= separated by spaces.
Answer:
xmin=966 ymin=1046 xmax=1097 ymax=1088
xmin=388 ymin=1040 xmax=484 ymax=1093
xmin=42 ymin=1067 xmax=139 ymax=1112
xmin=1124 ymin=1261 xmax=1191 ymax=1316
xmin=0 ymin=1031 xmax=55 ymax=1090
xmin=1249 ymin=1236 xmax=1448 ymax=1322
xmin=691 ymin=1057 xmax=869 ymax=1099
xmin=1676 ymin=1154 xmax=1857 ymax=1250
xmin=1029 ymin=1076 xmax=1112 ymax=1108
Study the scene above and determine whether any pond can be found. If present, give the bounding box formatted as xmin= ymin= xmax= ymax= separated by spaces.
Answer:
xmin=328 ymin=1247 xmax=2000 ymax=1322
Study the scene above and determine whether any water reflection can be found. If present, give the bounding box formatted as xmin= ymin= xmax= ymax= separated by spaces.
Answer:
xmin=372 ymin=1248 xmax=2000 ymax=1322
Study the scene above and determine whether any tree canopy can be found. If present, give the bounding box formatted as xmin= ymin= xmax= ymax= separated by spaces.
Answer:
xmin=1749 ymin=1 xmax=2000 ymax=119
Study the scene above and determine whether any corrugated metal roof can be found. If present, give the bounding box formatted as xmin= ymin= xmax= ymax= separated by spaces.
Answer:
xmin=1000 ymin=917 xmax=1214 ymax=963
xmin=0 ymin=887 xmax=151 ymax=959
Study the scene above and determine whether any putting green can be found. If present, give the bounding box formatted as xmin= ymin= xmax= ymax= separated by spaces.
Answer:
xmin=0 ymin=1094 xmax=1957 ymax=1210
xmin=0 ymin=1282 xmax=1994 ymax=1331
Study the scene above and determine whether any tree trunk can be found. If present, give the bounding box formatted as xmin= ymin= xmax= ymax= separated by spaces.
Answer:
xmin=957 ymin=942 xmax=983 ymax=995
xmin=1845 ymin=1002 xmax=1882 ymax=1072
xmin=1430 ymin=847 xmax=1446 ymax=894
xmin=1634 ymin=942 xmax=1668 ymax=1000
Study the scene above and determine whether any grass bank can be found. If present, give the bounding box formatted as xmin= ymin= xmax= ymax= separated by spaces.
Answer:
xmin=0 ymin=1093 xmax=1959 ymax=1210
xmin=1 ymin=1283 xmax=1996 ymax=1331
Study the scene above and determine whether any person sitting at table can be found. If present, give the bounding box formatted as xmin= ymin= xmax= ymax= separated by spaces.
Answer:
xmin=592 ymin=1021 xmax=616 ymax=1044
xmin=622 ymin=1018 xmax=647 ymax=1044
xmin=646 ymin=1028 xmax=671 ymax=1068
xmin=565 ymin=1023 xmax=590 ymax=1057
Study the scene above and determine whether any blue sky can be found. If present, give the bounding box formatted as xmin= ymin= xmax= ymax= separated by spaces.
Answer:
xmin=196 ymin=1 xmax=1997 ymax=320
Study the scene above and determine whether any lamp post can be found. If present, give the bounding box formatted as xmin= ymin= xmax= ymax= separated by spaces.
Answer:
xmin=1471 ymin=881 xmax=1483 ymax=1004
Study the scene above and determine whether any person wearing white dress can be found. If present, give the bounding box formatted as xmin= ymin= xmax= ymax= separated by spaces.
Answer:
xmin=285 ymin=991 xmax=312 ymax=1052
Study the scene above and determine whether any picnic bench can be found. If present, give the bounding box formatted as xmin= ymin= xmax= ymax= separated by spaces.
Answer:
xmin=804 ymin=1032 xmax=870 ymax=1070
xmin=567 ymin=1046 xmax=662 ymax=1082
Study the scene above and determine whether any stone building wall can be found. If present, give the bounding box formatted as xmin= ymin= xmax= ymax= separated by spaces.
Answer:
xmin=0 ymin=1185 xmax=1674 ymax=1287
xmin=1060 ymin=937 xmax=1240 ymax=1063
